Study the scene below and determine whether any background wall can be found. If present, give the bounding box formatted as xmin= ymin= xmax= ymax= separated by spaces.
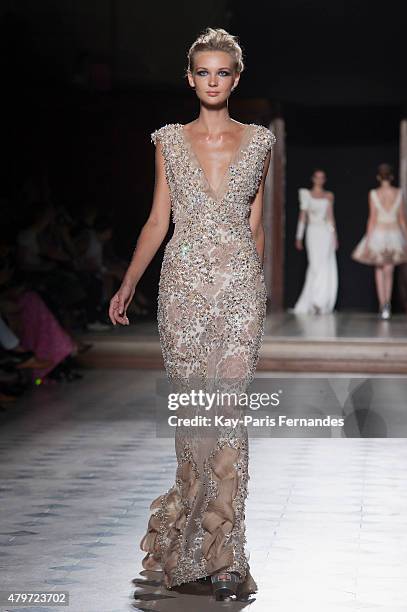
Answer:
xmin=2 ymin=0 xmax=406 ymax=103
xmin=2 ymin=1 xmax=406 ymax=310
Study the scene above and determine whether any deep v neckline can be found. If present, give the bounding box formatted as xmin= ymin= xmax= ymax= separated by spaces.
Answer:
xmin=179 ymin=123 xmax=254 ymax=201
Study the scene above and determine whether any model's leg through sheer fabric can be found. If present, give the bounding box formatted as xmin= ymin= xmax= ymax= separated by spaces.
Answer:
xmin=140 ymin=340 xmax=260 ymax=597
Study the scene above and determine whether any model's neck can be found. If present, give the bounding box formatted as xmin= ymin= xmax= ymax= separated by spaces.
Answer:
xmin=195 ymin=106 xmax=232 ymax=134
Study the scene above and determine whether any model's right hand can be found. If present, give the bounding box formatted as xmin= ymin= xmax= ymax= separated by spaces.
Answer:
xmin=295 ymin=239 xmax=303 ymax=251
xmin=109 ymin=283 xmax=136 ymax=326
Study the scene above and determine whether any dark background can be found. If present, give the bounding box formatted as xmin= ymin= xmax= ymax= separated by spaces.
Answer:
xmin=2 ymin=0 xmax=406 ymax=310
xmin=285 ymin=105 xmax=401 ymax=310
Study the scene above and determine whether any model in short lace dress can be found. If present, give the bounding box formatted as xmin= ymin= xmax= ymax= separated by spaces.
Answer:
xmin=352 ymin=188 xmax=407 ymax=265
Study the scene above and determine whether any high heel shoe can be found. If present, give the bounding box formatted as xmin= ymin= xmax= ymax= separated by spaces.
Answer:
xmin=379 ymin=302 xmax=391 ymax=320
xmin=211 ymin=571 xmax=240 ymax=601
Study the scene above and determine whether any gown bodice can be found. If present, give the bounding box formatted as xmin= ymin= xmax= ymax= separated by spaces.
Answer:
xmin=298 ymin=188 xmax=331 ymax=225
xmin=371 ymin=188 xmax=402 ymax=225
xmin=151 ymin=123 xmax=276 ymax=292
xmin=151 ymin=122 xmax=275 ymax=227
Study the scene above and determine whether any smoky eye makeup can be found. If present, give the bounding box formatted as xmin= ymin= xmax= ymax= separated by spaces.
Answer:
xmin=196 ymin=69 xmax=232 ymax=77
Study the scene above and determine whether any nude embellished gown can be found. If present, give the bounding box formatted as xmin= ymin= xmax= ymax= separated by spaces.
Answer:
xmin=139 ymin=122 xmax=276 ymax=597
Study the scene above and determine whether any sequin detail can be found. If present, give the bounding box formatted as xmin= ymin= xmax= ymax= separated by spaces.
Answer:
xmin=140 ymin=122 xmax=275 ymax=594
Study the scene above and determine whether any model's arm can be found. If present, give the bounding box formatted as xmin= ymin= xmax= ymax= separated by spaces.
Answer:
xmin=249 ymin=150 xmax=271 ymax=265
xmin=109 ymin=141 xmax=171 ymax=325
xmin=397 ymin=193 xmax=407 ymax=239
xmin=295 ymin=188 xmax=310 ymax=251
xmin=326 ymin=191 xmax=339 ymax=249
xmin=295 ymin=210 xmax=308 ymax=251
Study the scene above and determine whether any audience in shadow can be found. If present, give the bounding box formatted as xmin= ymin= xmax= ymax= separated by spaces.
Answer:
xmin=0 ymin=178 xmax=152 ymax=411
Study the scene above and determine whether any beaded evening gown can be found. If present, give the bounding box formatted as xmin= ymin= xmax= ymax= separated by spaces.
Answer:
xmin=351 ymin=188 xmax=407 ymax=265
xmin=139 ymin=122 xmax=275 ymax=597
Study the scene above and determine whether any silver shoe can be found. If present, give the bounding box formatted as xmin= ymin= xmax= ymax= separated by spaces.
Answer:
xmin=380 ymin=302 xmax=391 ymax=320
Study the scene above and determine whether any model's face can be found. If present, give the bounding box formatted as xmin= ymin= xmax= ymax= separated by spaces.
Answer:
xmin=187 ymin=51 xmax=239 ymax=103
xmin=312 ymin=171 xmax=326 ymax=187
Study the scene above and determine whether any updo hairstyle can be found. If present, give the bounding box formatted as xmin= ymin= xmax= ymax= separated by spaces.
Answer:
xmin=377 ymin=163 xmax=394 ymax=183
xmin=185 ymin=27 xmax=245 ymax=76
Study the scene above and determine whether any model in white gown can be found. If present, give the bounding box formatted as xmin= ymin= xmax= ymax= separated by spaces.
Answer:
xmin=293 ymin=188 xmax=338 ymax=314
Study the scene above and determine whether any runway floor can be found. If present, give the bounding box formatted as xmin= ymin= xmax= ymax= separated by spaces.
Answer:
xmin=1 ymin=369 xmax=407 ymax=612
xmin=77 ymin=311 xmax=407 ymax=374
xmin=83 ymin=310 xmax=407 ymax=341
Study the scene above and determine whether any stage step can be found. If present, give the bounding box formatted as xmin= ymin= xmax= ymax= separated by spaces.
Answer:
xmin=76 ymin=334 xmax=407 ymax=374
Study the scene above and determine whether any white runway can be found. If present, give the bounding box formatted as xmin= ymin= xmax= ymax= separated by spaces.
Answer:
xmin=0 ymin=370 xmax=406 ymax=612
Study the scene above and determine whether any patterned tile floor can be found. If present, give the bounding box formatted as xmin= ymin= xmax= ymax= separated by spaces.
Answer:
xmin=0 ymin=370 xmax=406 ymax=612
